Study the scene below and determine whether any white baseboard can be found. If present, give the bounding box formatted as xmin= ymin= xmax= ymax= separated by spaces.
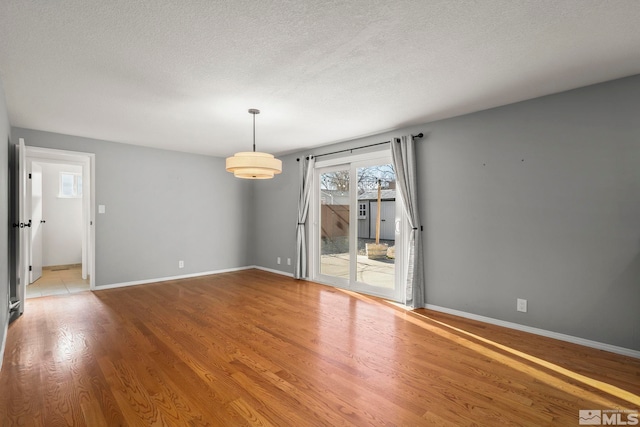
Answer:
xmin=96 ymin=266 xmax=255 ymax=290
xmin=0 ymin=316 xmax=8 ymax=372
xmin=250 ymin=265 xmax=294 ymax=278
xmin=96 ymin=265 xmax=295 ymax=291
xmin=425 ymin=304 xmax=640 ymax=359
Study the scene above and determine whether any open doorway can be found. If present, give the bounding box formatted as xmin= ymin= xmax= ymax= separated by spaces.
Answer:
xmin=26 ymin=161 xmax=88 ymax=298
xmin=14 ymin=140 xmax=95 ymax=313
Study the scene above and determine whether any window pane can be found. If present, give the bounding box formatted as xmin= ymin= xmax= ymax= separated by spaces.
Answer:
xmin=357 ymin=163 xmax=395 ymax=289
xmin=61 ymin=174 xmax=74 ymax=196
xmin=60 ymin=172 xmax=82 ymax=197
xmin=319 ymin=169 xmax=350 ymax=279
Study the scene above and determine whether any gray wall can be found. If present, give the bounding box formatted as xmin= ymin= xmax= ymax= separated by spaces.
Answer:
xmin=11 ymin=128 xmax=253 ymax=287
xmin=255 ymin=75 xmax=640 ymax=351
xmin=0 ymin=78 xmax=10 ymax=361
xmin=250 ymin=154 xmax=300 ymax=272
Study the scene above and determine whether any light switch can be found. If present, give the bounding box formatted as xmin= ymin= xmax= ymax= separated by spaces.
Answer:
xmin=98 ymin=205 xmax=106 ymax=214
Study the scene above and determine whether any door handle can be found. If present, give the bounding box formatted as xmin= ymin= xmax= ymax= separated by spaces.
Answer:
xmin=12 ymin=221 xmax=31 ymax=228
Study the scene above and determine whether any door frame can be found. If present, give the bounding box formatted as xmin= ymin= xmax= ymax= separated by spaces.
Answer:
xmin=29 ymin=162 xmax=43 ymax=283
xmin=18 ymin=141 xmax=96 ymax=306
xmin=310 ymin=150 xmax=407 ymax=302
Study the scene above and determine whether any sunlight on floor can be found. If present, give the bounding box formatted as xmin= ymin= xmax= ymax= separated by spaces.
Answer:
xmin=337 ymin=289 xmax=639 ymax=408
xmin=408 ymin=310 xmax=640 ymax=408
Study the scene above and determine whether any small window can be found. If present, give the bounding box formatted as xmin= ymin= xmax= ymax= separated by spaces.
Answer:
xmin=358 ymin=203 xmax=368 ymax=219
xmin=59 ymin=172 xmax=82 ymax=198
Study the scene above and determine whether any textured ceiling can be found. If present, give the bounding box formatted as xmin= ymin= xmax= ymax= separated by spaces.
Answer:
xmin=1 ymin=1 xmax=639 ymax=157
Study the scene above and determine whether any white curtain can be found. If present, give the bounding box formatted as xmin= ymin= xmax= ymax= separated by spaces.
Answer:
xmin=391 ymin=135 xmax=425 ymax=308
xmin=294 ymin=156 xmax=315 ymax=279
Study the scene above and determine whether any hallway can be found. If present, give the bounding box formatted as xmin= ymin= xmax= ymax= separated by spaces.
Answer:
xmin=25 ymin=265 xmax=89 ymax=298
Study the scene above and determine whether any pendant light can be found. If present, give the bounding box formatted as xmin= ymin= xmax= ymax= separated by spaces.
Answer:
xmin=225 ymin=109 xmax=282 ymax=179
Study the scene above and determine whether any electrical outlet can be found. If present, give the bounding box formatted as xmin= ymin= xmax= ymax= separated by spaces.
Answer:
xmin=277 ymin=257 xmax=281 ymax=265
xmin=517 ymin=298 xmax=527 ymax=313
xmin=178 ymin=260 xmax=184 ymax=269
xmin=287 ymin=258 xmax=291 ymax=265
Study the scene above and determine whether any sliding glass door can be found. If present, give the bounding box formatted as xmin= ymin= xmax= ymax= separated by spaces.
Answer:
xmin=313 ymin=152 xmax=404 ymax=302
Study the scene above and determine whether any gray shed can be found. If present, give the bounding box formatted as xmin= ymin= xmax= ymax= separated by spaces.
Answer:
xmin=357 ymin=189 xmax=396 ymax=241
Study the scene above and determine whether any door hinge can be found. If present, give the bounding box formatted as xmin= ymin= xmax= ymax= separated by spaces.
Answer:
xmin=28 ymin=173 xmax=31 ymax=179
xmin=29 ymin=265 xmax=32 ymax=271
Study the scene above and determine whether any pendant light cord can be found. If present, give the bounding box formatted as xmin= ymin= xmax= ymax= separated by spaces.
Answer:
xmin=248 ymin=108 xmax=260 ymax=152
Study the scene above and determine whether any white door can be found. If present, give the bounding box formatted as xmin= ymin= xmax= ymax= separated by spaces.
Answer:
xmin=17 ymin=138 xmax=28 ymax=314
xmin=30 ymin=162 xmax=43 ymax=283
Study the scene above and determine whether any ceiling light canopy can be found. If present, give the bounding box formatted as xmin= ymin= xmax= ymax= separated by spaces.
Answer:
xmin=225 ymin=109 xmax=282 ymax=179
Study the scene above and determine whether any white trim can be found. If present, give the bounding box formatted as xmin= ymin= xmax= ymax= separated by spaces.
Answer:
xmin=96 ymin=266 xmax=254 ymax=290
xmin=95 ymin=266 xmax=294 ymax=291
xmin=251 ymin=266 xmax=295 ymax=277
xmin=425 ymin=304 xmax=640 ymax=359
xmin=0 ymin=317 xmax=7 ymax=372
xmin=25 ymin=146 xmax=95 ymax=162
xmin=314 ymin=148 xmax=389 ymax=168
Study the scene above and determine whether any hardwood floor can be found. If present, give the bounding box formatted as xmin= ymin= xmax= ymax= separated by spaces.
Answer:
xmin=1 ymin=269 xmax=638 ymax=426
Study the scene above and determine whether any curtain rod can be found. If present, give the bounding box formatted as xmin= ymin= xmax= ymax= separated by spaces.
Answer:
xmin=297 ymin=132 xmax=423 ymax=162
